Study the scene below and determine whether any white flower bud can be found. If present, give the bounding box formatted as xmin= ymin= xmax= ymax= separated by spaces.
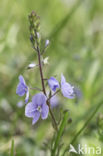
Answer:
xmin=27 ymin=63 xmax=36 ymax=69
xmin=45 ymin=39 xmax=50 ymax=47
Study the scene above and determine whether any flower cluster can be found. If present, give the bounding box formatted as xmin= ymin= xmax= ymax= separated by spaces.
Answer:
xmin=16 ymin=74 xmax=75 ymax=124
xmin=16 ymin=11 xmax=75 ymax=126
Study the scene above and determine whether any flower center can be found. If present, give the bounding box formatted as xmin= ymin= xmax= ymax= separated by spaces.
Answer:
xmin=37 ymin=106 xmax=42 ymax=112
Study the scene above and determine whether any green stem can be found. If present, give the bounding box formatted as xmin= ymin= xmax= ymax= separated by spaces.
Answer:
xmin=62 ymin=100 xmax=103 ymax=156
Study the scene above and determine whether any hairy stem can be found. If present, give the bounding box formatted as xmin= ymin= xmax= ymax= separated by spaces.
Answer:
xmin=37 ymin=46 xmax=46 ymax=95
xmin=36 ymin=45 xmax=58 ymax=131
xmin=48 ymin=101 xmax=58 ymax=131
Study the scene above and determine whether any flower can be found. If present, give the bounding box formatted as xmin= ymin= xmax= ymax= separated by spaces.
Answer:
xmin=16 ymin=75 xmax=29 ymax=103
xmin=48 ymin=77 xmax=60 ymax=92
xmin=25 ymin=93 xmax=49 ymax=124
xmin=73 ymin=87 xmax=82 ymax=99
xmin=50 ymin=95 xmax=59 ymax=108
xmin=61 ymin=74 xmax=75 ymax=99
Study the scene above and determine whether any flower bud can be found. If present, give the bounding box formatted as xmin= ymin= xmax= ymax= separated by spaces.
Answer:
xmin=27 ymin=63 xmax=36 ymax=69
xmin=45 ymin=40 xmax=50 ymax=48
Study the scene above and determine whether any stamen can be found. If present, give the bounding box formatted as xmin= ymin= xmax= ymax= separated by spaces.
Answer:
xmin=37 ymin=106 xmax=42 ymax=112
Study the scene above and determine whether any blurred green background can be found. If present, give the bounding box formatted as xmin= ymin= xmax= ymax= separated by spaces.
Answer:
xmin=0 ymin=0 xmax=103 ymax=155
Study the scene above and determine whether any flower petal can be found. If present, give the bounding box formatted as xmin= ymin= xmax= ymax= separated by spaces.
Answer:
xmin=41 ymin=104 xmax=49 ymax=119
xmin=16 ymin=83 xmax=26 ymax=96
xmin=32 ymin=93 xmax=47 ymax=107
xmin=19 ymin=75 xmax=26 ymax=85
xmin=50 ymin=95 xmax=59 ymax=108
xmin=61 ymin=82 xmax=75 ymax=99
xmin=16 ymin=75 xmax=28 ymax=97
xmin=32 ymin=111 xmax=40 ymax=124
xmin=48 ymin=77 xmax=59 ymax=92
xmin=25 ymin=89 xmax=29 ymax=103
xmin=25 ymin=102 xmax=36 ymax=118
xmin=61 ymin=74 xmax=66 ymax=85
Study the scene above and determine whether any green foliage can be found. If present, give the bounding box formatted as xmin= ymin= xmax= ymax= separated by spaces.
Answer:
xmin=10 ymin=139 xmax=14 ymax=156
xmin=51 ymin=111 xmax=69 ymax=156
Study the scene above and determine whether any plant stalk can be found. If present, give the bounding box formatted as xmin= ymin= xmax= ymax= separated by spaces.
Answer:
xmin=36 ymin=45 xmax=58 ymax=131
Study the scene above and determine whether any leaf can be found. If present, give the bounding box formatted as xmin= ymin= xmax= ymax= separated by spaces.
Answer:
xmin=51 ymin=111 xmax=69 ymax=156
xmin=10 ymin=139 xmax=14 ymax=156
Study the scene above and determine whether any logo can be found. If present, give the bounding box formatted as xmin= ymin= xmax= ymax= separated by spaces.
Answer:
xmin=69 ymin=144 xmax=101 ymax=155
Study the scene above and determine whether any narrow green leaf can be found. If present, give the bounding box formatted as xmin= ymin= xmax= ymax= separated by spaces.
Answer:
xmin=51 ymin=111 xmax=69 ymax=156
xmin=10 ymin=139 xmax=14 ymax=156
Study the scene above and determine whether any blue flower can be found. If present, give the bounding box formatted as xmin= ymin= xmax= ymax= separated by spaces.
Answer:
xmin=16 ymin=75 xmax=29 ymax=103
xmin=25 ymin=93 xmax=49 ymax=124
xmin=61 ymin=74 xmax=75 ymax=99
xmin=50 ymin=95 xmax=59 ymax=108
xmin=48 ymin=77 xmax=60 ymax=92
xmin=17 ymin=101 xmax=24 ymax=108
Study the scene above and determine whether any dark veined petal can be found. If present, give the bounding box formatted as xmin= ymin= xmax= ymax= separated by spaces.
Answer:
xmin=16 ymin=75 xmax=28 ymax=97
xmin=61 ymin=82 xmax=75 ymax=99
xmin=48 ymin=77 xmax=59 ymax=92
xmin=32 ymin=111 xmax=40 ymax=124
xmin=32 ymin=93 xmax=47 ymax=107
xmin=41 ymin=104 xmax=49 ymax=119
xmin=61 ymin=74 xmax=75 ymax=99
xmin=16 ymin=83 xmax=26 ymax=96
xmin=25 ymin=102 xmax=36 ymax=118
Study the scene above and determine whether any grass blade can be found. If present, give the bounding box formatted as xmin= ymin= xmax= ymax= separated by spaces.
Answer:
xmin=51 ymin=111 xmax=69 ymax=156
xmin=10 ymin=139 xmax=14 ymax=156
